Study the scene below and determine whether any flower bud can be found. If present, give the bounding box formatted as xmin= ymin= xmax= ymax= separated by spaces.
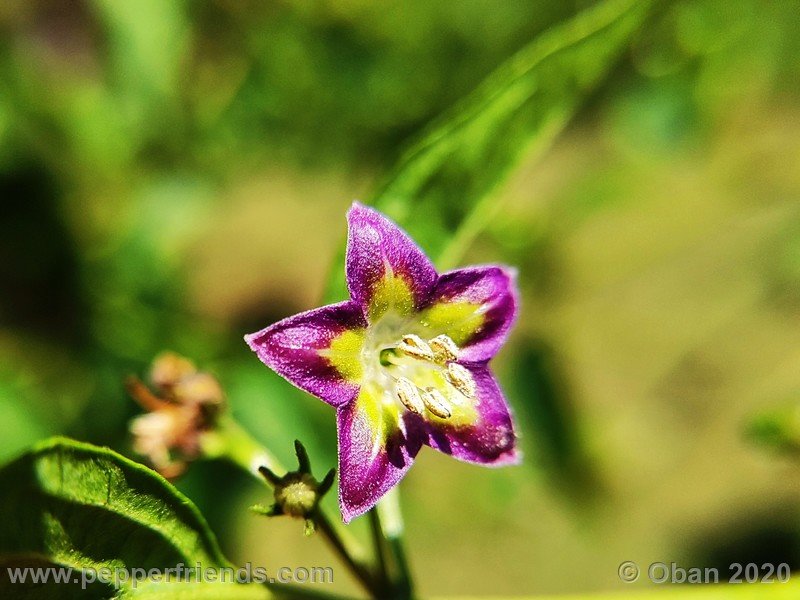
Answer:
xmin=254 ymin=441 xmax=335 ymax=533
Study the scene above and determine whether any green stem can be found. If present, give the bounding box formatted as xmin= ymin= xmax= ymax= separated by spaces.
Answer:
xmin=375 ymin=488 xmax=414 ymax=599
xmin=315 ymin=509 xmax=382 ymax=598
xmin=202 ymin=417 xmax=379 ymax=598
xmin=368 ymin=508 xmax=390 ymax=592
xmin=270 ymin=582 xmax=353 ymax=600
xmin=201 ymin=417 xmax=283 ymax=476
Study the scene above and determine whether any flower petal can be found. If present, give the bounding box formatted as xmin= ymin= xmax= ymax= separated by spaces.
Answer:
xmin=337 ymin=387 xmax=423 ymax=521
xmin=346 ymin=203 xmax=437 ymax=321
xmin=244 ymin=301 xmax=366 ymax=407
xmin=418 ymin=266 xmax=518 ymax=362
xmin=424 ymin=366 xmax=519 ymax=466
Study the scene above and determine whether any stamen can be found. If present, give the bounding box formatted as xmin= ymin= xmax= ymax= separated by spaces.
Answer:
xmin=395 ymin=376 xmax=426 ymax=414
xmin=429 ymin=334 xmax=459 ymax=363
xmin=397 ymin=334 xmax=435 ymax=362
xmin=444 ymin=362 xmax=476 ymax=398
xmin=421 ymin=387 xmax=452 ymax=419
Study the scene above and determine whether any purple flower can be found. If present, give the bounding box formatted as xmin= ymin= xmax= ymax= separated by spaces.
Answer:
xmin=245 ymin=203 xmax=520 ymax=522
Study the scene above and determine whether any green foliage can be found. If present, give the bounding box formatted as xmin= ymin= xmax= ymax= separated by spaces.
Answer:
xmin=325 ymin=0 xmax=657 ymax=302
xmin=504 ymin=339 xmax=600 ymax=498
xmin=748 ymin=405 xmax=800 ymax=456
xmin=0 ymin=437 xmax=267 ymax=599
xmin=316 ymin=0 xmax=658 ymax=501
xmin=1 ymin=0 xmax=799 ymax=595
xmin=0 ymin=438 xmax=797 ymax=599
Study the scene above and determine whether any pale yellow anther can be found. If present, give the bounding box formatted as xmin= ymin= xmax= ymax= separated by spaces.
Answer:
xmin=428 ymin=334 xmax=459 ymax=363
xmin=445 ymin=362 xmax=476 ymax=398
xmin=421 ymin=387 xmax=452 ymax=419
xmin=395 ymin=376 xmax=426 ymax=414
xmin=398 ymin=334 xmax=435 ymax=362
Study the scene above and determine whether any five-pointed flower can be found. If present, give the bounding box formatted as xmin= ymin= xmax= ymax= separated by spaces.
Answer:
xmin=245 ymin=203 xmax=519 ymax=521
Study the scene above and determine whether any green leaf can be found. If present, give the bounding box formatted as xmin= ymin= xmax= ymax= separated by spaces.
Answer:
xmin=504 ymin=338 xmax=601 ymax=500
xmin=0 ymin=437 xmax=269 ymax=599
xmin=325 ymin=0 xmax=657 ymax=302
xmin=748 ymin=404 xmax=800 ymax=456
xmin=116 ymin=580 xmax=271 ymax=600
xmin=91 ymin=0 xmax=189 ymax=103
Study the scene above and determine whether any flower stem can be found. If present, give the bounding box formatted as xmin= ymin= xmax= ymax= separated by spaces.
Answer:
xmin=314 ymin=509 xmax=382 ymax=598
xmin=368 ymin=508 xmax=390 ymax=591
xmin=375 ymin=488 xmax=414 ymax=599
xmin=201 ymin=416 xmax=282 ymax=477
xmin=270 ymin=582 xmax=353 ymax=600
xmin=202 ymin=417 xmax=380 ymax=597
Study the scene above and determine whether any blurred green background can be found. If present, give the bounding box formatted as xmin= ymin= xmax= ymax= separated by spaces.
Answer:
xmin=1 ymin=0 xmax=800 ymax=597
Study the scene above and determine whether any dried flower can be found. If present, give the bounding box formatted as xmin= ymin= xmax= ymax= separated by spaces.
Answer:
xmin=127 ymin=352 xmax=225 ymax=478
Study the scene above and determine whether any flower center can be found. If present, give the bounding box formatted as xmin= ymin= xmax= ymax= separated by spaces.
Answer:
xmin=370 ymin=331 xmax=476 ymax=420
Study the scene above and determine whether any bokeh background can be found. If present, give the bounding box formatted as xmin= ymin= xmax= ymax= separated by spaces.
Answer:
xmin=2 ymin=0 xmax=800 ymax=597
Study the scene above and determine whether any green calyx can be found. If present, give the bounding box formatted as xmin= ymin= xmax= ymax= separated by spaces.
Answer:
xmin=251 ymin=440 xmax=335 ymax=534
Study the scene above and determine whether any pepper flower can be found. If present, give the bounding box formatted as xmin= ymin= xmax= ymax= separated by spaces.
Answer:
xmin=245 ymin=203 xmax=519 ymax=521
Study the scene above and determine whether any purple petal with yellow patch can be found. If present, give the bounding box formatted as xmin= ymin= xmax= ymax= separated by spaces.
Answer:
xmin=424 ymin=366 xmax=519 ymax=466
xmin=346 ymin=203 xmax=437 ymax=321
xmin=418 ymin=266 xmax=518 ymax=363
xmin=337 ymin=388 xmax=424 ymax=521
xmin=244 ymin=301 xmax=367 ymax=407
xmin=246 ymin=203 xmax=521 ymax=522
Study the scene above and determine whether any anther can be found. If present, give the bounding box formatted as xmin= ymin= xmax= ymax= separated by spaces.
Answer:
xmin=398 ymin=334 xmax=435 ymax=362
xmin=445 ymin=362 xmax=476 ymax=398
xmin=421 ymin=387 xmax=452 ymax=419
xmin=395 ymin=376 xmax=426 ymax=414
xmin=429 ymin=334 xmax=459 ymax=363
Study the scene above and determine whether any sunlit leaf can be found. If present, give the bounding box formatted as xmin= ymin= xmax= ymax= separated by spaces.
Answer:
xmin=0 ymin=437 xmax=269 ymax=599
xmin=325 ymin=0 xmax=657 ymax=302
